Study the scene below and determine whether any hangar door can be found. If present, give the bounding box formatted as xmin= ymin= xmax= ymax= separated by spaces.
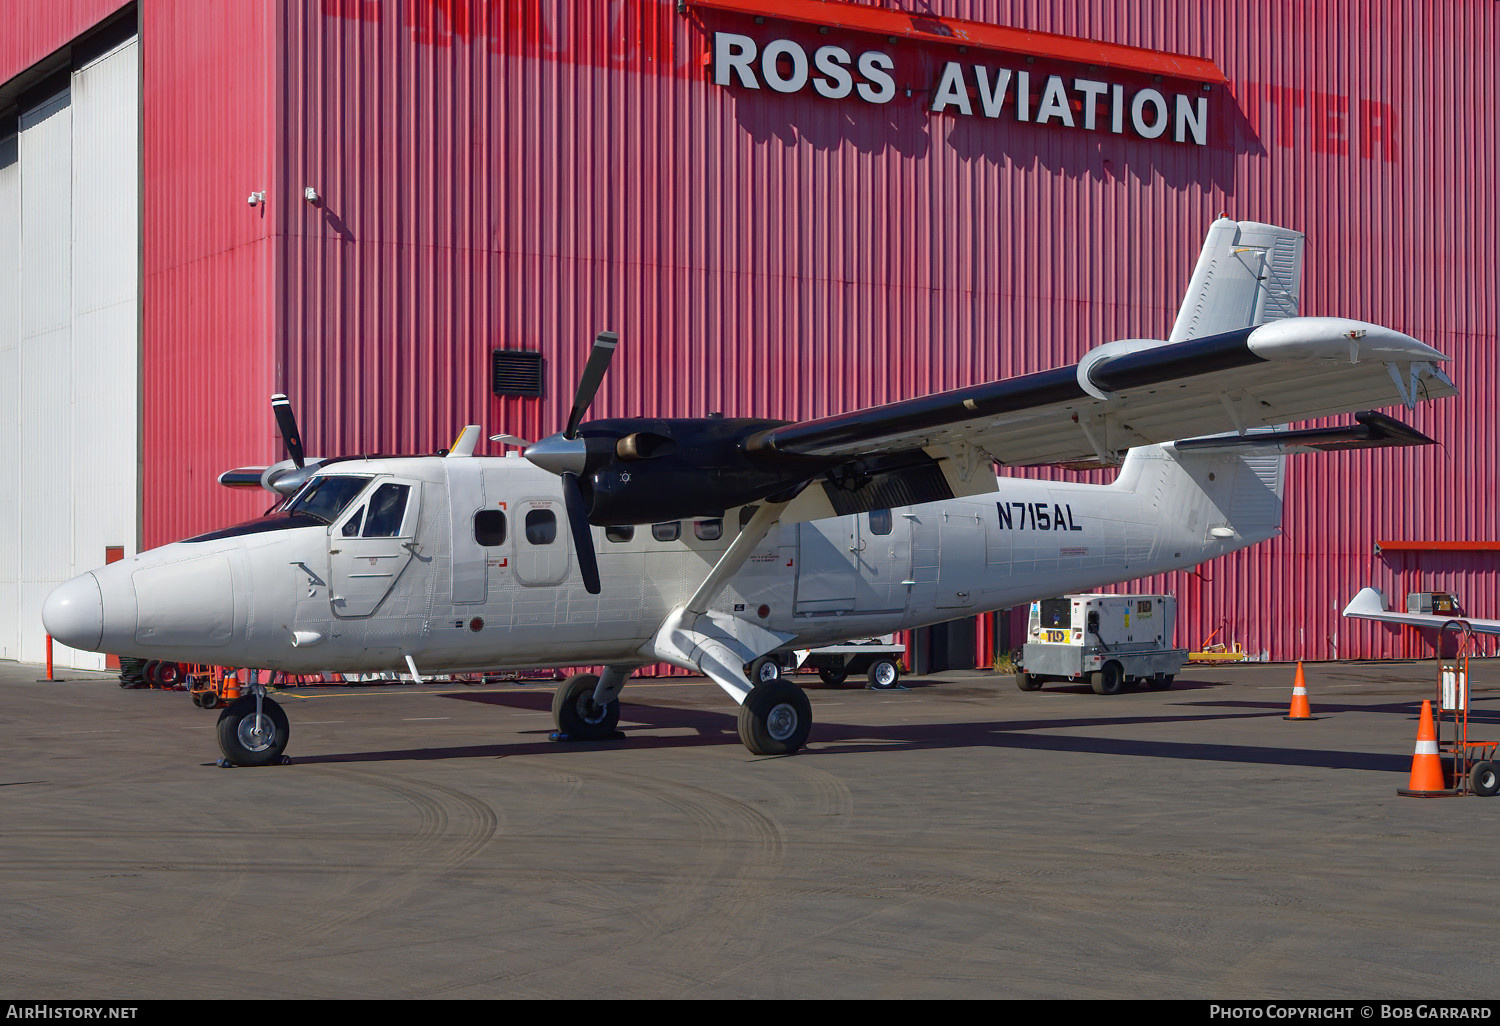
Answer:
xmin=0 ymin=33 xmax=140 ymax=669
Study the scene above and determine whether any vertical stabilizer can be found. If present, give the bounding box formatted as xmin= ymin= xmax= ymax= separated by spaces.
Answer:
xmin=1168 ymin=218 xmax=1304 ymax=342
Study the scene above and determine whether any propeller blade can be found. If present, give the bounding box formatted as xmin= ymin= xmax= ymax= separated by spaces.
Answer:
xmin=561 ymin=471 xmax=601 ymax=595
xmin=271 ymin=394 xmax=306 ymax=469
xmin=563 ymin=330 xmax=618 ymax=439
xmin=218 ymin=467 xmax=269 ymax=488
xmin=489 ymin=433 xmax=533 ymax=448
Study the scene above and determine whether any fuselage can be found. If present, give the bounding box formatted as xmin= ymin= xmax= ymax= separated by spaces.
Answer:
xmin=44 ymin=446 xmax=1265 ymax=674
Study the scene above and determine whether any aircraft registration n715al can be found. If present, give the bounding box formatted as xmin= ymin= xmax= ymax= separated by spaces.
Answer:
xmin=44 ymin=219 xmax=1457 ymax=765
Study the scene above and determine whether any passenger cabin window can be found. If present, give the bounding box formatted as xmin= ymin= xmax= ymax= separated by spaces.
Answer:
xmin=694 ymin=519 xmax=722 ymax=541
xmin=341 ymin=506 xmax=366 ymax=537
xmin=362 ymin=483 xmax=411 ymax=537
xmin=474 ymin=509 xmax=507 ymax=547
xmin=738 ymin=506 xmax=758 ymax=529
xmin=652 ymin=522 xmax=680 ymax=542
xmin=868 ymin=508 xmax=892 ymax=535
xmin=525 ymin=509 xmax=557 ymax=545
xmin=605 ymin=525 xmax=634 ymax=542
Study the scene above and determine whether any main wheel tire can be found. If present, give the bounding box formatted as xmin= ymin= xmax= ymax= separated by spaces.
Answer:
xmin=817 ymin=666 xmax=849 ymax=687
xmin=551 ymin=672 xmax=620 ymax=740
xmin=215 ymin=695 xmax=290 ymax=767
xmin=157 ymin=662 xmax=183 ymax=688
xmin=1090 ymin=662 xmax=1124 ymax=696
xmin=1471 ymin=760 xmax=1500 ymax=797
xmin=1015 ymin=672 xmax=1043 ymax=692
xmin=738 ymin=679 xmax=812 ymax=756
xmin=747 ymin=656 xmax=782 ymax=685
xmin=867 ymin=659 xmax=901 ymax=689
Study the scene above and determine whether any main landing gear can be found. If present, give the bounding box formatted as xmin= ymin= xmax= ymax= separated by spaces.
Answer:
xmin=215 ymin=690 xmax=291 ymax=767
xmin=738 ymin=677 xmax=812 ymax=756
xmin=548 ymin=667 xmax=813 ymax=756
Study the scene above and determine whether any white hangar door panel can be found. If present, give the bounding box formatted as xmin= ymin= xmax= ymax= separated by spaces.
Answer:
xmin=0 ymin=126 xmax=18 ymax=661
xmin=14 ymin=86 xmax=73 ymax=668
xmin=0 ymin=35 xmax=139 ymax=669
xmin=69 ymin=37 xmax=139 ymax=660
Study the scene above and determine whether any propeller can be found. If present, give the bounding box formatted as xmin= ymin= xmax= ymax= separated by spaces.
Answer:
xmin=525 ymin=331 xmax=620 ymax=595
xmin=216 ymin=394 xmax=323 ymax=496
xmin=518 ymin=329 xmax=820 ymax=590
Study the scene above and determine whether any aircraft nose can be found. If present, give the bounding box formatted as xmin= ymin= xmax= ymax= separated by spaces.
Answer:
xmin=42 ymin=573 xmax=104 ymax=652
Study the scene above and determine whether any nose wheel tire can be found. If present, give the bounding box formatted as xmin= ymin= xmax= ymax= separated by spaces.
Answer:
xmin=738 ymin=679 xmax=812 ymax=756
xmin=216 ymin=695 xmax=290 ymax=767
xmin=552 ymin=673 xmax=621 ymax=741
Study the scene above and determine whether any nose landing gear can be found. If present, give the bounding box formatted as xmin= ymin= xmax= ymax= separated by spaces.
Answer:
xmin=215 ymin=690 xmax=291 ymax=767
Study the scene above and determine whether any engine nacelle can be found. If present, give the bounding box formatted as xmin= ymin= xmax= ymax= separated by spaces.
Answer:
xmin=571 ymin=417 xmax=830 ymax=525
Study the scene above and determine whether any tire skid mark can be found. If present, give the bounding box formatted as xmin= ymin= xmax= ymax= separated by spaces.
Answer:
xmin=567 ymin=765 xmax=788 ymax=968
xmin=266 ymin=767 xmax=501 ymax=948
xmin=431 ymin=759 xmax=791 ymax=996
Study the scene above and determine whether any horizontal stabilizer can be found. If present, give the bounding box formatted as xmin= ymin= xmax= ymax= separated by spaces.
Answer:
xmin=1173 ymin=411 xmax=1436 ymax=456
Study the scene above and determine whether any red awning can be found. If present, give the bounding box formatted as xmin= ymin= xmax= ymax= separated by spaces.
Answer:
xmin=1375 ymin=541 xmax=1500 ymax=554
xmin=682 ymin=0 xmax=1229 ymax=84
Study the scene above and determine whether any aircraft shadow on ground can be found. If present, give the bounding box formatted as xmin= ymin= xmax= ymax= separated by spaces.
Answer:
xmin=282 ymin=682 xmax=1411 ymax=773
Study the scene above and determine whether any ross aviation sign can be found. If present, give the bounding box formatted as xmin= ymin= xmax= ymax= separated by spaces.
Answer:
xmin=692 ymin=0 xmax=1223 ymax=147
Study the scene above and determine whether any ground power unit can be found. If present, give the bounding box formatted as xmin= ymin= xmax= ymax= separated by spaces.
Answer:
xmin=1017 ymin=594 xmax=1188 ymax=695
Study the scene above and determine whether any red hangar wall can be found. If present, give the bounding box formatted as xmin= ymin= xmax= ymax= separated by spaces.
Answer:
xmin=1 ymin=0 xmax=1496 ymax=669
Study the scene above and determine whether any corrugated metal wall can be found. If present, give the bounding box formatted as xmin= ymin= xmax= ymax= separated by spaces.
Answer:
xmin=139 ymin=0 xmax=281 ymax=548
xmin=260 ymin=0 xmax=1497 ymax=662
xmin=0 ymin=0 xmax=133 ymax=83
xmin=9 ymin=0 xmax=1492 ymax=665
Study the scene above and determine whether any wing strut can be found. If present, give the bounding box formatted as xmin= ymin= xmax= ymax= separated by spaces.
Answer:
xmin=640 ymin=500 xmax=795 ymax=704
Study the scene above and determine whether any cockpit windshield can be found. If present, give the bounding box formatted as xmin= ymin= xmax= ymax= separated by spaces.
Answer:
xmin=284 ymin=475 xmax=370 ymax=524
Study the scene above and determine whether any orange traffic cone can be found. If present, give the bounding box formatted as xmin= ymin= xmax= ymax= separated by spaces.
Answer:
xmin=1397 ymin=700 xmax=1454 ymax=797
xmin=1283 ymin=662 xmax=1316 ymax=720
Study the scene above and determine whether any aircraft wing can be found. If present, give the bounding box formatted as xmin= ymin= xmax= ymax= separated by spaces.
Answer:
xmin=1343 ymin=588 xmax=1500 ymax=635
xmin=745 ymin=317 xmax=1456 ymax=469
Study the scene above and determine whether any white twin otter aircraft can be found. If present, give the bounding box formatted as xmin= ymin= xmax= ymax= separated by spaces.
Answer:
xmin=44 ymin=218 xmax=1457 ymax=765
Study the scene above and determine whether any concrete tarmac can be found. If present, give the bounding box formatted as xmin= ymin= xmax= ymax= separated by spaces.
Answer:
xmin=3 ymin=657 xmax=1499 ymax=1000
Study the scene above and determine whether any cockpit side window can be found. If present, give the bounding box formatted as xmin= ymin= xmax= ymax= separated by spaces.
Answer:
xmin=286 ymin=475 xmax=370 ymax=524
xmin=362 ymin=483 xmax=411 ymax=537
xmin=341 ymin=505 xmax=366 ymax=537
